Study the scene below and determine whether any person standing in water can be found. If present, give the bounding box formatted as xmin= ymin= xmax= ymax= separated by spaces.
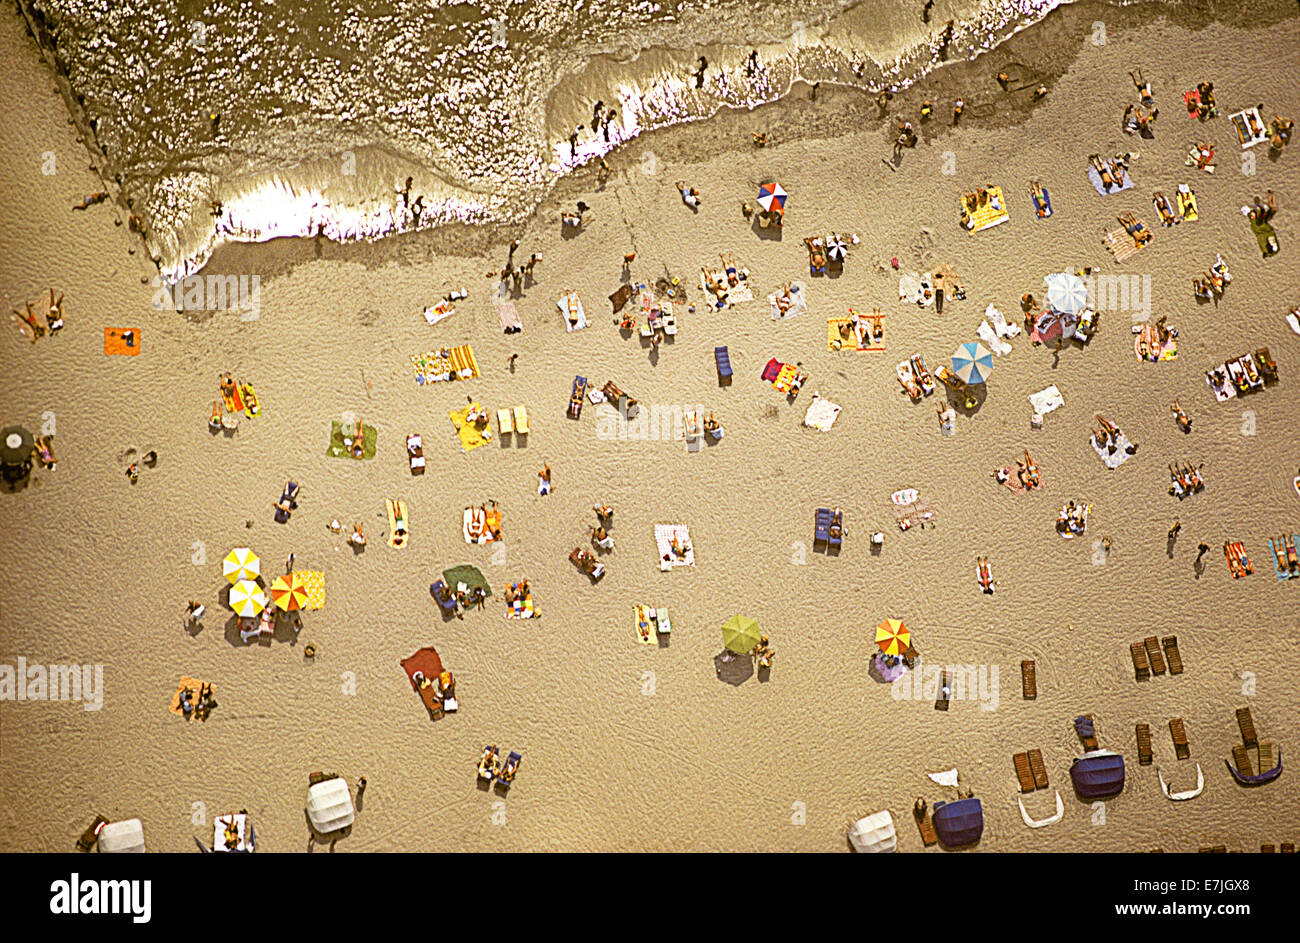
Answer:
xmin=694 ymin=56 xmax=707 ymax=88
xmin=922 ymin=0 xmax=934 ymax=23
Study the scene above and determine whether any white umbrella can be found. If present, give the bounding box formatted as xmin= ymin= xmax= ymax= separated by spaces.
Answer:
xmin=828 ymin=238 xmax=847 ymax=262
xmin=1045 ymin=271 xmax=1087 ymax=316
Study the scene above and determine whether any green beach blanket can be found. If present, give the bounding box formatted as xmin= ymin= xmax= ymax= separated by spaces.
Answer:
xmin=442 ymin=565 xmax=492 ymax=598
xmin=1251 ymin=220 xmax=1280 ymax=258
xmin=326 ymin=421 xmax=377 ymax=459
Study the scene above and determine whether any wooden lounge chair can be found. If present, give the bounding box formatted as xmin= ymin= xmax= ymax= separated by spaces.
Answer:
xmin=1130 ymin=641 xmax=1151 ymax=681
xmin=1257 ymin=741 xmax=1275 ymax=774
xmin=1170 ymin=718 xmax=1190 ymax=759
xmin=1261 ymin=843 xmax=1276 ymax=853
xmin=1236 ymin=707 xmax=1258 ymax=747
xmin=1162 ymin=636 xmax=1183 ymax=675
xmin=1013 ymin=752 xmax=1035 ymax=792
xmin=1282 ymin=842 xmax=1296 ymax=853
xmin=1021 ymin=660 xmax=1037 ymax=699
xmin=913 ymin=798 xmax=938 ymax=846
xmin=1136 ymin=723 xmax=1154 ymax=765
xmin=935 ymin=670 xmax=950 ymax=711
xmin=1027 ymin=748 xmax=1048 ymax=788
xmin=1232 ymin=745 xmax=1255 ymax=778
xmin=1144 ymin=637 xmax=1166 ymax=675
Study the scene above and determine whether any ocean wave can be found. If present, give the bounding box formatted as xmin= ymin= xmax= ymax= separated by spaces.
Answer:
xmin=25 ymin=0 xmax=1096 ymax=278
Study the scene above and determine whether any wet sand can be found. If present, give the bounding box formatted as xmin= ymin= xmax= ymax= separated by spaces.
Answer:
xmin=1 ymin=1 xmax=1298 ymax=851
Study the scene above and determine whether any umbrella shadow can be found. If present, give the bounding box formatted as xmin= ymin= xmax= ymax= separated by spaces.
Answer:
xmin=713 ymin=651 xmax=754 ymax=686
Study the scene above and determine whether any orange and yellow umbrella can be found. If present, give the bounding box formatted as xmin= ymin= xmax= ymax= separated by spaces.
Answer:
xmin=270 ymin=572 xmax=309 ymax=612
xmin=875 ymin=618 xmax=911 ymax=656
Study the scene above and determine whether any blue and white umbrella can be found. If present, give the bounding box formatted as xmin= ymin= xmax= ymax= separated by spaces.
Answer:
xmin=952 ymin=341 xmax=994 ymax=385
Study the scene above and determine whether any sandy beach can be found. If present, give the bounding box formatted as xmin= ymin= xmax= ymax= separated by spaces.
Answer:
xmin=1 ymin=0 xmax=1298 ymax=852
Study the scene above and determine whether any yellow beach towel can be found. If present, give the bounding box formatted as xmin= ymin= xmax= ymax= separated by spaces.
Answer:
xmin=450 ymin=402 xmax=492 ymax=451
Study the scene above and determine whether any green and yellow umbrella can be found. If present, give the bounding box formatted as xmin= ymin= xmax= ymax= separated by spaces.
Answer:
xmin=722 ymin=614 xmax=762 ymax=654
xmin=875 ymin=618 xmax=911 ymax=656
xmin=270 ymin=572 xmax=309 ymax=612
xmin=222 ymin=547 xmax=260 ymax=584
xmin=229 ymin=578 xmax=268 ymax=617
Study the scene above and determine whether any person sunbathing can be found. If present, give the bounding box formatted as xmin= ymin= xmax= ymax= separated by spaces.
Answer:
xmin=775 ymin=284 xmax=794 ymax=315
xmin=1192 ymin=276 xmax=1212 ymax=300
xmin=590 ymin=524 xmax=613 ymax=545
xmin=593 ymin=504 xmax=613 ymax=522
xmin=675 ymin=181 xmax=701 ymax=208
xmin=721 ymin=254 xmax=743 ymax=287
xmin=1088 ymin=154 xmax=1114 ymax=187
xmin=219 ymin=371 xmax=236 ymax=398
xmin=350 ymin=523 xmax=366 ymax=547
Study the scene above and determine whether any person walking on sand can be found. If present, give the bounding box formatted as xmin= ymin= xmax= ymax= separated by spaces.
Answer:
xmin=507 ymin=353 xmax=519 ymax=372
xmin=538 ymin=463 xmax=552 ymax=496
xmin=1168 ymin=520 xmax=1181 ymax=540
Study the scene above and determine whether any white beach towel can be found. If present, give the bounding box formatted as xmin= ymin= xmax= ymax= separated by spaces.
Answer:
xmin=557 ymin=292 xmax=587 ymax=331
xmin=423 ymin=301 xmax=455 ymax=326
xmin=977 ymin=320 xmax=1012 ymax=356
xmin=654 ymin=524 xmax=695 ymax=569
xmin=802 ymin=393 xmax=841 ymax=431
xmin=928 ymin=768 xmax=960 ymax=788
xmin=496 ymin=301 xmax=523 ymax=333
xmin=1092 ymin=433 xmax=1135 ymax=469
xmin=1028 ymin=385 xmax=1065 ymax=415
xmin=898 ymin=271 xmax=935 ymax=307
xmin=986 ymin=303 xmax=1019 ymax=338
xmin=769 ymin=282 xmax=808 ymax=321
xmin=728 ymin=282 xmax=754 ymax=306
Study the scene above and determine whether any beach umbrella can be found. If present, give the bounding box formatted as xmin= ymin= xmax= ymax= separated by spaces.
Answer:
xmin=828 ymin=237 xmax=848 ymax=262
xmin=875 ymin=618 xmax=911 ymax=656
xmin=952 ymin=341 xmax=994 ymax=385
xmin=1 ymin=426 xmax=34 ymax=467
xmin=1045 ymin=271 xmax=1087 ymax=316
xmin=228 ymin=579 xmax=267 ymax=617
xmin=222 ymin=547 xmax=260 ymax=584
xmin=270 ymin=572 xmax=309 ymax=612
xmin=757 ymin=182 xmax=787 ymax=216
xmin=721 ymin=614 xmax=762 ymax=654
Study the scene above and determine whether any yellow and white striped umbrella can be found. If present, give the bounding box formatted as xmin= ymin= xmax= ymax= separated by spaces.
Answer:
xmin=222 ymin=547 xmax=260 ymax=584
xmin=229 ymin=579 xmax=268 ymax=617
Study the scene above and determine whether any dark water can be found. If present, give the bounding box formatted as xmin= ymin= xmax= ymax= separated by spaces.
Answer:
xmin=28 ymin=0 xmax=1091 ymax=276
